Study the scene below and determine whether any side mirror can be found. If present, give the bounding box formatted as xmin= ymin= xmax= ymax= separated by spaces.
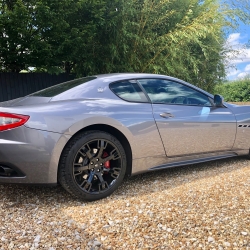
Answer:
xmin=214 ymin=94 xmax=224 ymax=107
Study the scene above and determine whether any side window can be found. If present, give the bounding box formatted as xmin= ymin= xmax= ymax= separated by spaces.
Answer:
xmin=110 ymin=80 xmax=148 ymax=103
xmin=138 ymin=79 xmax=212 ymax=106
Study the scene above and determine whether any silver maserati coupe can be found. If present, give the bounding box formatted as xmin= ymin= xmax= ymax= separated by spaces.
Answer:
xmin=0 ymin=73 xmax=249 ymax=201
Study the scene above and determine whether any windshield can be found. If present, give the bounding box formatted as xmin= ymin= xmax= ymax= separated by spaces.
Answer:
xmin=30 ymin=77 xmax=97 ymax=97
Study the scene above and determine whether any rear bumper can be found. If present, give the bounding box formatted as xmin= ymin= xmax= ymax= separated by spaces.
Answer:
xmin=0 ymin=126 xmax=69 ymax=184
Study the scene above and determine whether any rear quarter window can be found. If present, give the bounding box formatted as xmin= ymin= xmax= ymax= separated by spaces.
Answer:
xmin=30 ymin=77 xmax=96 ymax=97
xmin=110 ymin=80 xmax=148 ymax=103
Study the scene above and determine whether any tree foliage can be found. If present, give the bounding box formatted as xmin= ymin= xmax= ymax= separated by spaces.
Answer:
xmin=0 ymin=0 xmax=120 ymax=73
xmin=108 ymin=0 xmax=230 ymax=92
xmin=0 ymin=0 xmax=248 ymax=91
xmin=0 ymin=0 xmax=72 ymax=72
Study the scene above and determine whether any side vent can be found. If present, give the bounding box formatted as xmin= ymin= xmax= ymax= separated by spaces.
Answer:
xmin=238 ymin=124 xmax=250 ymax=128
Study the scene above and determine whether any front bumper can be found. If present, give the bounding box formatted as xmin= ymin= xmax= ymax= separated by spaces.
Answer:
xmin=0 ymin=126 xmax=68 ymax=184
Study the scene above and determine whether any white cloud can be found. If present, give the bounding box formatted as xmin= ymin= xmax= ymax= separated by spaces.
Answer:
xmin=238 ymin=72 xmax=250 ymax=79
xmin=225 ymin=33 xmax=250 ymax=79
xmin=229 ymin=49 xmax=250 ymax=64
xmin=245 ymin=64 xmax=250 ymax=72
xmin=225 ymin=33 xmax=250 ymax=63
xmin=226 ymin=67 xmax=241 ymax=77
xmin=226 ymin=33 xmax=241 ymax=47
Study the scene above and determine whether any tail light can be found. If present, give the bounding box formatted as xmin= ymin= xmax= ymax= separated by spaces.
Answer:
xmin=0 ymin=112 xmax=30 ymax=131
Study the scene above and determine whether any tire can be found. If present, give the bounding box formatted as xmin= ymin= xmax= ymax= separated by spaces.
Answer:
xmin=58 ymin=130 xmax=127 ymax=201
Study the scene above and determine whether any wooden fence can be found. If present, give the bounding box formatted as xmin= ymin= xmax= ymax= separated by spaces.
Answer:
xmin=0 ymin=73 xmax=75 ymax=102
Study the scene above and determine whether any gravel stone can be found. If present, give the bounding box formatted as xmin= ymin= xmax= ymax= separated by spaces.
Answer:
xmin=223 ymin=241 xmax=231 ymax=247
xmin=0 ymin=157 xmax=250 ymax=249
xmin=93 ymin=240 xmax=101 ymax=247
xmin=208 ymin=236 xmax=215 ymax=243
xmin=33 ymin=235 xmax=41 ymax=243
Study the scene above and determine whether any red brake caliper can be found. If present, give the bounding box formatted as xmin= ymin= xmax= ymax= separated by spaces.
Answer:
xmin=102 ymin=152 xmax=110 ymax=169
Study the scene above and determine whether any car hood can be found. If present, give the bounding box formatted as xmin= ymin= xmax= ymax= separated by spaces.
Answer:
xmin=0 ymin=96 xmax=52 ymax=107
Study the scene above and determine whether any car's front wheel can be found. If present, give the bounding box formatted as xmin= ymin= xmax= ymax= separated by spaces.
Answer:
xmin=58 ymin=130 xmax=127 ymax=201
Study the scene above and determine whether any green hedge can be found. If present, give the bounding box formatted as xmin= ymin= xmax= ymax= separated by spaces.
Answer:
xmin=214 ymin=78 xmax=250 ymax=102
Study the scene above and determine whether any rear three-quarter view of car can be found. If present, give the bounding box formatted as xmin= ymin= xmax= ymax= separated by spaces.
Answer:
xmin=1 ymin=73 xmax=250 ymax=201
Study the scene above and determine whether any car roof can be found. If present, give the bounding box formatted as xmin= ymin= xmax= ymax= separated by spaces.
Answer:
xmin=94 ymin=73 xmax=174 ymax=81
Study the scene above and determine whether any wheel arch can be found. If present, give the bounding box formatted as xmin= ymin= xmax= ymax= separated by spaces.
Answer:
xmin=58 ymin=124 xmax=133 ymax=177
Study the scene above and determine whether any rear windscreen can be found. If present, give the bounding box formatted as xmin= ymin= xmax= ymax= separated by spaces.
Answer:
xmin=30 ymin=77 xmax=96 ymax=97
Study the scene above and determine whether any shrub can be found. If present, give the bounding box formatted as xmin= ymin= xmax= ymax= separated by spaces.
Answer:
xmin=214 ymin=78 xmax=250 ymax=102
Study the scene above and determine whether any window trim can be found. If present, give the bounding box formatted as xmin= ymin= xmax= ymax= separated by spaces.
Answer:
xmin=109 ymin=79 xmax=150 ymax=103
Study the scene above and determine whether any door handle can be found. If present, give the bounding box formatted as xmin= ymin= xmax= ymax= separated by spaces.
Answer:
xmin=160 ymin=112 xmax=174 ymax=118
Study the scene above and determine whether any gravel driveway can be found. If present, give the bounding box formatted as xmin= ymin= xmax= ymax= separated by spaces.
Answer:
xmin=0 ymin=157 xmax=249 ymax=249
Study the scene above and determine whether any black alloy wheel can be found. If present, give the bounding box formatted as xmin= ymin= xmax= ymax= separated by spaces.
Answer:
xmin=59 ymin=131 xmax=127 ymax=201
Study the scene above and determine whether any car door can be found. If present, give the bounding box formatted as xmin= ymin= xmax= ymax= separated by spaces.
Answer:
xmin=138 ymin=78 xmax=237 ymax=157
xmin=109 ymin=79 xmax=167 ymax=161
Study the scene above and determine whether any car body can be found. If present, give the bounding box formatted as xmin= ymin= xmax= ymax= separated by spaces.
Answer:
xmin=0 ymin=73 xmax=250 ymax=200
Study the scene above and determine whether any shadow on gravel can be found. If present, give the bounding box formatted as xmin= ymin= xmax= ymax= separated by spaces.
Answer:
xmin=0 ymin=156 xmax=249 ymax=207
xmin=117 ymin=156 xmax=249 ymax=197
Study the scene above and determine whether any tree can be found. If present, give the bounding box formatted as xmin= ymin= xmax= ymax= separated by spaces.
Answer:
xmin=0 ymin=0 xmax=121 ymax=74
xmin=94 ymin=0 xmax=234 ymax=91
xmin=0 ymin=0 xmax=248 ymax=93
xmin=0 ymin=0 xmax=78 ymax=72
xmin=56 ymin=0 xmax=121 ymax=76
xmin=222 ymin=0 xmax=250 ymax=24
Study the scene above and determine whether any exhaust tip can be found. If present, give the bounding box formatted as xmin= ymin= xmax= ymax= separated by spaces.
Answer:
xmin=0 ymin=165 xmax=18 ymax=177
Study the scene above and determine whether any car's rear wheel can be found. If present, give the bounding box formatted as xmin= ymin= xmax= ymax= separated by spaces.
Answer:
xmin=58 ymin=130 xmax=127 ymax=201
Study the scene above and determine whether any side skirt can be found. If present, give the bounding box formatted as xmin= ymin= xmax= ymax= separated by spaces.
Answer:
xmin=148 ymin=153 xmax=238 ymax=171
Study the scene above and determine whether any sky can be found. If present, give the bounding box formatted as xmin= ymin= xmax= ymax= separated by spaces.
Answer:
xmin=225 ymin=22 xmax=250 ymax=81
